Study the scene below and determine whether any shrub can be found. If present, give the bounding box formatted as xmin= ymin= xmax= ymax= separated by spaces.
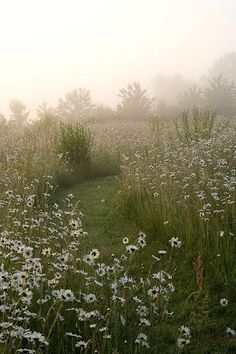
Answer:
xmin=57 ymin=123 xmax=93 ymax=180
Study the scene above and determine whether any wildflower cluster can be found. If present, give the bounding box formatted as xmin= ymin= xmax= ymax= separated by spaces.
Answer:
xmin=0 ymin=168 xmax=179 ymax=352
xmin=177 ymin=325 xmax=191 ymax=348
xmin=120 ymin=128 xmax=236 ymax=280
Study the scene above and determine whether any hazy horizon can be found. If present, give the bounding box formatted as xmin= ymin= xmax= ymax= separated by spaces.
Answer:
xmin=0 ymin=0 xmax=235 ymax=116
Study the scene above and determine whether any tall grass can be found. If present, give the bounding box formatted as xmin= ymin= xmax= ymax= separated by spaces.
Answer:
xmin=0 ymin=113 xmax=235 ymax=353
xmin=174 ymin=108 xmax=230 ymax=143
xmin=0 ymin=155 xmax=183 ymax=353
xmin=120 ymin=120 xmax=236 ymax=283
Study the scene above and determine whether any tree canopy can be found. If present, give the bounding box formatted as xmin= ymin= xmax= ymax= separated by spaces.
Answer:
xmin=204 ymin=75 xmax=236 ymax=116
xmin=117 ymin=82 xmax=153 ymax=121
xmin=57 ymin=88 xmax=94 ymax=122
xmin=178 ymin=85 xmax=205 ymax=110
xmin=208 ymin=52 xmax=236 ymax=84
xmin=9 ymin=100 xmax=29 ymax=125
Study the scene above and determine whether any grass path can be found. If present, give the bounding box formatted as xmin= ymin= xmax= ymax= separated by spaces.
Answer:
xmin=56 ymin=176 xmax=139 ymax=258
xmin=55 ymin=176 xmax=236 ymax=353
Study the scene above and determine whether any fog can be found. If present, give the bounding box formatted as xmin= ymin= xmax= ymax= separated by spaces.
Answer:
xmin=0 ymin=0 xmax=235 ymax=115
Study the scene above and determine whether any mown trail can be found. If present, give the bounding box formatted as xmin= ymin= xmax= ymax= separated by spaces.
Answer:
xmin=56 ymin=176 xmax=138 ymax=257
xmin=54 ymin=176 xmax=236 ymax=353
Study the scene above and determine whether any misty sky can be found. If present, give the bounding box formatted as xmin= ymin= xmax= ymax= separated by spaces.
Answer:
xmin=0 ymin=0 xmax=235 ymax=115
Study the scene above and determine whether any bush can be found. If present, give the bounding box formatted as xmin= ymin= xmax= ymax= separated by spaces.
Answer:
xmin=57 ymin=123 xmax=93 ymax=180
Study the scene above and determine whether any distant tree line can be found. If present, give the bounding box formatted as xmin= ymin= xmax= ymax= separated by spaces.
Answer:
xmin=0 ymin=82 xmax=153 ymax=126
xmin=177 ymin=75 xmax=236 ymax=116
xmin=1 ymin=52 xmax=236 ymax=126
xmin=155 ymin=52 xmax=236 ymax=117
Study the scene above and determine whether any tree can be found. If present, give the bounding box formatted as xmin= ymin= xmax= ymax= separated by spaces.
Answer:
xmin=9 ymin=100 xmax=29 ymax=125
xmin=154 ymin=99 xmax=177 ymax=121
xmin=117 ymin=82 xmax=153 ymax=121
xmin=208 ymin=52 xmax=236 ymax=84
xmin=57 ymin=88 xmax=94 ymax=122
xmin=92 ymin=104 xmax=115 ymax=122
xmin=178 ymin=85 xmax=205 ymax=109
xmin=36 ymin=102 xmax=57 ymax=120
xmin=204 ymin=75 xmax=236 ymax=116
xmin=153 ymin=73 xmax=192 ymax=103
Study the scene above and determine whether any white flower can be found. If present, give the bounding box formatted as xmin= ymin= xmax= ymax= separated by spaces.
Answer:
xmin=135 ymin=333 xmax=149 ymax=348
xmin=69 ymin=219 xmax=81 ymax=228
xmin=42 ymin=248 xmax=51 ymax=256
xmin=179 ymin=325 xmax=191 ymax=338
xmin=99 ymin=327 xmax=107 ymax=332
xmin=177 ymin=337 xmax=190 ymax=348
xmin=126 ymin=245 xmax=138 ymax=253
xmin=120 ymin=315 xmax=126 ymax=326
xmin=111 ymin=295 xmax=126 ymax=305
xmin=147 ymin=286 xmax=160 ymax=299
xmin=140 ymin=318 xmax=151 ymax=326
xmin=26 ymin=331 xmax=48 ymax=345
xmin=122 ymin=237 xmax=129 ymax=244
xmin=84 ymin=293 xmax=97 ymax=303
xmin=75 ymin=340 xmax=89 ymax=349
xmin=135 ymin=333 xmax=147 ymax=342
xmin=22 ymin=247 xmax=33 ymax=258
xmin=52 ymin=289 xmax=75 ymax=302
xmin=136 ymin=305 xmax=148 ymax=317
xmin=165 ymin=310 xmax=174 ymax=317
xmin=89 ymin=249 xmax=100 ymax=260
xmin=158 ymin=250 xmax=167 ymax=255
xmin=83 ymin=254 xmax=95 ymax=266
xmin=65 ymin=332 xmax=81 ymax=338
xmin=19 ymin=288 xmax=33 ymax=304
xmin=226 ymin=327 xmax=236 ymax=336
xmin=169 ymin=237 xmax=182 ymax=248
xmin=89 ymin=324 xmax=96 ymax=328
xmin=138 ymin=231 xmax=146 ymax=238
xmin=137 ymin=236 xmax=147 ymax=248
xmin=153 ymin=271 xmax=172 ymax=283
xmin=152 ymin=255 xmax=160 ymax=261
xmin=220 ymin=298 xmax=229 ymax=306
xmin=63 ymin=289 xmax=75 ymax=302
xmin=0 ymin=322 xmax=13 ymax=329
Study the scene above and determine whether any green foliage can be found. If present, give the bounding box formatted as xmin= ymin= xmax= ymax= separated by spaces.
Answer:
xmin=0 ymin=109 xmax=235 ymax=353
xmin=89 ymin=104 xmax=116 ymax=123
xmin=174 ymin=108 xmax=218 ymax=143
xmin=36 ymin=102 xmax=57 ymax=120
xmin=117 ymin=82 xmax=153 ymax=121
xmin=57 ymin=88 xmax=94 ymax=122
xmin=57 ymin=123 xmax=93 ymax=179
xmin=89 ymin=150 xmax=120 ymax=179
xmin=178 ymin=85 xmax=205 ymax=109
xmin=119 ymin=127 xmax=236 ymax=284
xmin=9 ymin=99 xmax=29 ymax=125
xmin=54 ymin=165 xmax=79 ymax=188
xmin=208 ymin=52 xmax=236 ymax=84
xmin=153 ymin=72 xmax=192 ymax=103
xmin=204 ymin=75 xmax=236 ymax=116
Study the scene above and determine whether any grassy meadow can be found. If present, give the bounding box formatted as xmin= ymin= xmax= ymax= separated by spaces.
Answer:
xmin=0 ymin=110 xmax=235 ymax=354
